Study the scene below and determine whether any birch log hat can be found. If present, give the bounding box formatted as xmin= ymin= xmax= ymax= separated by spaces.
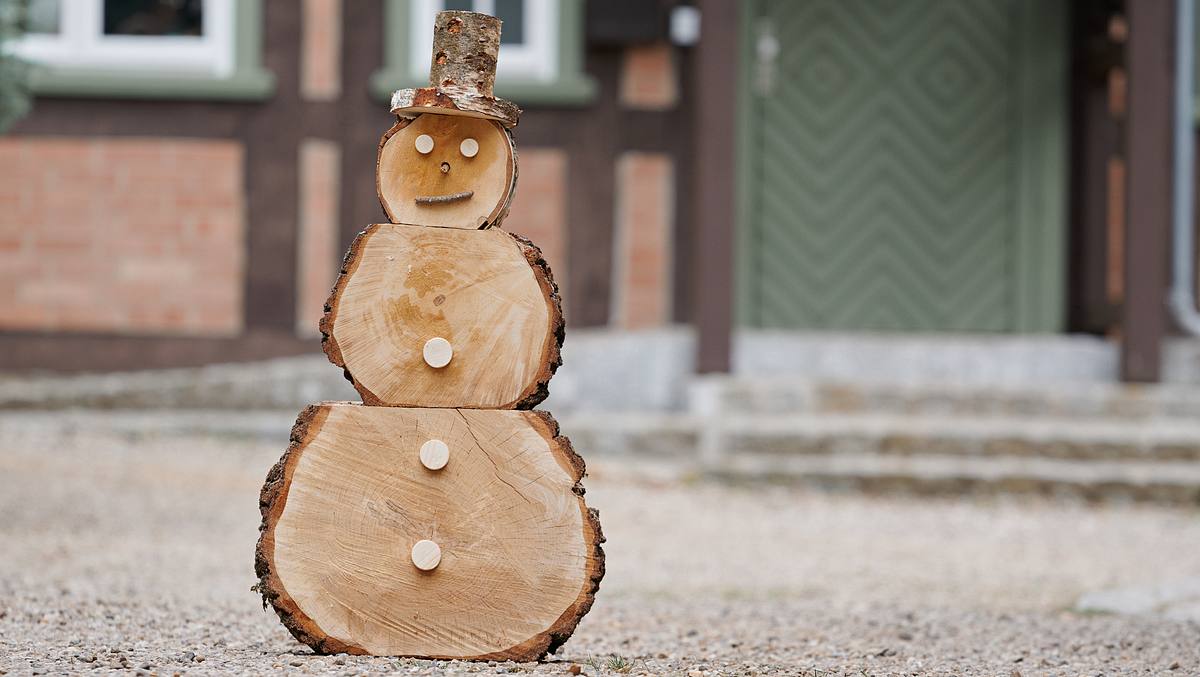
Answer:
xmin=390 ymin=10 xmax=521 ymax=128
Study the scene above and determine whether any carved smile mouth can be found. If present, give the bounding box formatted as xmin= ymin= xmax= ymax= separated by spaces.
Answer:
xmin=415 ymin=191 xmax=474 ymax=205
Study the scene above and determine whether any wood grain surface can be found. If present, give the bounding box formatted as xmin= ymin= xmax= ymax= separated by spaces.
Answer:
xmin=255 ymin=403 xmax=605 ymax=660
xmin=378 ymin=115 xmax=516 ymax=230
xmin=321 ymin=224 xmax=563 ymax=409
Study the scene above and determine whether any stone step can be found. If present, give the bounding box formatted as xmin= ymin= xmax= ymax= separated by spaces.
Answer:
xmin=690 ymin=377 xmax=1200 ymax=420
xmin=714 ymin=414 xmax=1200 ymax=461
xmin=11 ymin=408 xmax=1198 ymax=463
xmin=557 ymin=413 xmax=699 ymax=458
xmin=710 ymin=453 xmax=1200 ymax=504
xmin=557 ymin=412 xmax=1200 ymax=504
xmin=560 ymin=413 xmax=1200 ymax=462
xmin=0 ymin=357 xmax=358 ymax=410
xmin=5 ymin=409 xmax=1199 ymax=504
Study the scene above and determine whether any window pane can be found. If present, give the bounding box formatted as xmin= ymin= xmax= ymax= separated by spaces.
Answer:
xmin=103 ymin=0 xmax=204 ymax=36
xmin=27 ymin=0 xmax=61 ymax=34
xmin=494 ymin=0 xmax=523 ymax=44
xmin=443 ymin=0 xmax=473 ymax=11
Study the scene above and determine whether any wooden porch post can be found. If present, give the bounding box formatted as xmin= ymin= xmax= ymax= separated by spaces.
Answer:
xmin=1123 ymin=0 xmax=1173 ymax=382
xmin=691 ymin=0 xmax=738 ymax=373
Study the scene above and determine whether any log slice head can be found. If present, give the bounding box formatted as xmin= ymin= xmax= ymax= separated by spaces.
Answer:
xmin=255 ymin=404 xmax=605 ymax=660
xmin=378 ymin=115 xmax=517 ymax=230
xmin=320 ymin=224 xmax=563 ymax=409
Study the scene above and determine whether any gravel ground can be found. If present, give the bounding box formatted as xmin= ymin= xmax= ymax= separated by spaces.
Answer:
xmin=2 ymin=422 xmax=1199 ymax=676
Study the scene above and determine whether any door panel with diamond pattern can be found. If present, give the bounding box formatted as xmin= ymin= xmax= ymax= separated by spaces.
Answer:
xmin=739 ymin=0 xmax=1066 ymax=331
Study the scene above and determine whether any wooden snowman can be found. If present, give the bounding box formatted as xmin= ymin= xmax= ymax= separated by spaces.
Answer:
xmin=255 ymin=11 xmax=604 ymax=661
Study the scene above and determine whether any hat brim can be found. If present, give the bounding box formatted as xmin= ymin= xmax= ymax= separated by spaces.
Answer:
xmin=390 ymin=86 xmax=521 ymax=128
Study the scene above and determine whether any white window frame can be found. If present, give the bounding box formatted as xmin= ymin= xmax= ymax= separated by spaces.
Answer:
xmin=10 ymin=0 xmax=234 ymax=78
xmin=409 ymin=0 xmax=558 ymax=84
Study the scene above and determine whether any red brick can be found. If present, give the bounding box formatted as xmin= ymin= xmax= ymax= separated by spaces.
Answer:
xmin=302 ymin=0 xmax=343 ymax=101
xmin=620 ymin=44 xmax=679 ymax=111
xmin=295 ymin=138 xmax=341 ymax=336
xmin=0 ymin=137 xmax=245 ymax=335
xmin=504 ymin=148 xmax=569 ymax=299
xmin=0 ymin=236 xmax=25 ymax=253
xmin=612 ymin=152 xmax=674 ymax=328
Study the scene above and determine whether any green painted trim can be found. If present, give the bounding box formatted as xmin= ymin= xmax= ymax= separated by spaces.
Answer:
xmin=733 ymin=0 xmax=760 ymax=327
xmin=553 ymin=0 xmax=593 ymax=102
xmin=370 ymin=0 xmax=596 ymax=106
xmin=1012 ymin=0 xmax=1068 ymax=332
xmin=379 ymin=0 xmax=412 ymax=91
xmin=28 ymin=68 xmax=273 ymax=100
xmin=29 ymin=0 xmax=274 ymax=101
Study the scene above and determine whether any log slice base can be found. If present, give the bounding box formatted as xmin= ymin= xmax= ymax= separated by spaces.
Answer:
xmin=255 ymin=403 xmax=605 ymax=660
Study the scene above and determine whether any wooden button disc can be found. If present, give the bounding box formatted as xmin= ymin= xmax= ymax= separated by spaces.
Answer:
xmin=411 ymin=539 xmax=442 ymax=571
xmin=419 ymin=439 xmax=449 ymax=470
xmin=422 ymin=337 xmax=453 ymax=368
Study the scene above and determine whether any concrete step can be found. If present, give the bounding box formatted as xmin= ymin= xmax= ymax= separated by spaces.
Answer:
xmin=715 ymin=414 xmax=1200 ymax=461
xmin=0 ymin=357 xmax=358 ymax=410
xmin=5 ymin=408 xmax=1199 ymax=504
xmin=560 ymin=413 xmax=1200 ymax=462
xmin=558 ymin=412 xmax=1200 ymax=504
xmin=9 ymin=333 xmax=1200 ymax=414
xmin=710 ymin=453 xmax=1200 ymax=504
xmin=691 ymin=377 xmax=1200 ymax=421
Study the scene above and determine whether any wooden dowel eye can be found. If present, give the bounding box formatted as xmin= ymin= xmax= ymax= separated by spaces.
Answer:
xmin=415 ymin=134 xmax=435 ymax=154
xmin=419 ymin=439 xmax=449 ymax=470
xmin=411 ymin=539 xmax=441 ymax=571
xmin=459 ymin=138 xmax=479 ymax=158
xmin=422 ymin=337 xmax=453 ymax=368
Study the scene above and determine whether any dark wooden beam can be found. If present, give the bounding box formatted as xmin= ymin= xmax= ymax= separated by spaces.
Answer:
xmin=1122 ymin=0 xmax=1173 ymax=382
xmin=691 ymin=0 xmax=738 ymax=373
xmin=1067 ymin=0 xmax=1124 ymax=334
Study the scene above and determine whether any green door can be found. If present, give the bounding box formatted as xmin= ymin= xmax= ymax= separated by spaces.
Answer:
xmin=737 ymin=0 xmax=1066 ymax=331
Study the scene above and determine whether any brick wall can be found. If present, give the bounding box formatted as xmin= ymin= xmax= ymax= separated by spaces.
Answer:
xmin=295 ymin=138 xmax=342 ymax=336
xmin=301 ymin=0 xmax=342 ymax=101
xmin=612 ymin=152 xmax=675 ymax=328
xmin=0 ymin=137 xmax=246 ymax=335
xmin=0 ymin=7 xmax=695 ymax=371
xmin=505 ymin=148 xmax=570 ymax=304
xmin=619 ymin=43 xmax=679 ymax=111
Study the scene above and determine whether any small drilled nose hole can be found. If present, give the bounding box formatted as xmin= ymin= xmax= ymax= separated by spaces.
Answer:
xmin=440 ymin=162 xmax=450 ymax=174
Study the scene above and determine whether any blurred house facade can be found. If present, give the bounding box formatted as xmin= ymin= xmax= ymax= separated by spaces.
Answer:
xmin=0 ymin=0 xmax=1191 ymax=383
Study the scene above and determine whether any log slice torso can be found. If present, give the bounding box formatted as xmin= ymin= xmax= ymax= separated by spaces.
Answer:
xmin=321 ymin=224 xmax=563 ymax=409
